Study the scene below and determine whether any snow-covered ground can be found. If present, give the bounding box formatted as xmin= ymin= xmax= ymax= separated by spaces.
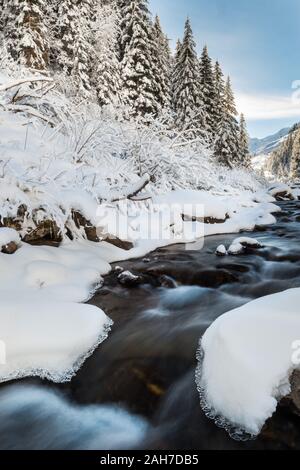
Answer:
xmin=196 ymin=289 xmax=300 ymax=438
xmin=0 ymin=71 xmax=290 ymax=387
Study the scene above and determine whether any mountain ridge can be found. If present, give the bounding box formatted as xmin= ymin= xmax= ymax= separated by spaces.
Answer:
xmin=250 ymin=126 xmax=292 ymax=156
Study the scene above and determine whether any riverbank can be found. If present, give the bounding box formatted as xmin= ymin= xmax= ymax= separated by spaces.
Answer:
xmin=1 ymin=197 xmax=300 ymax=449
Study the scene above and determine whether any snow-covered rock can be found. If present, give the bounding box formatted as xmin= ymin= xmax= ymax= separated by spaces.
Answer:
xmin=227 ymin=242 xmax=244 ymax=255
xmin=0 ymin=228 xmax=20 ymax=254
xmin=215 ymin=245 xmax=227 ymax=256
xmin=197 ymin=288 xmax=300 ymax=437
xmin=267 ymin=184 xmax=295 ymax=201
xmin=117 ymin=270 xmax=141 ymax=287
xmin=0 ymin=301 xmax=112 ymax=383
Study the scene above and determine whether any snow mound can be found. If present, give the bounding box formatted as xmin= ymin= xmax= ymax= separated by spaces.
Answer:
xmin=0 ymin=301 xmax=112 ymax=383
xmin=196 ymin=289 xmax=300 ymax=437
xmin=154 ymin=189 xmax=228 ymax=221
xmin=0 ymin=227 xmax=20 ymax=246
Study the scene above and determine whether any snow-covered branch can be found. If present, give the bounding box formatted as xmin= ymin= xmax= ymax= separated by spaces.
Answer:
xmin=0 ymin=77 xmax=54 ymax=93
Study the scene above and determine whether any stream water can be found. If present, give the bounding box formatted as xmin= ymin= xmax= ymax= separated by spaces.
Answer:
xmin=1 ymin=198 xmax=300 ymax=450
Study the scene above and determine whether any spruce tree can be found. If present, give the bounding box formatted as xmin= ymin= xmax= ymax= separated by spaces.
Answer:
xmin=92 ymin=1 xmax=122 ymax=106
xmin=214 ymin=61 xmax=225 ymax=129
xmin=199 ymin=45 xmax=217 ymax=138
xmin=171 ymin=39 xmax=182 ymax=107
xmin=214 ymin=77 xmax=240 ymax=167
xmin=152 ymin=15 xmax=171 ymax=110
xmin=4 ymin=0 xmax=49 ymax=70
xmin=119 ymin=0 xmax=160 ymax=117
xmin=172 ymin=19 xmax=205 ymax=133
xmin=239 ymin=114 xmax=251 ymax=167
xmin=56 ymin=0 xmax=93 ymax=96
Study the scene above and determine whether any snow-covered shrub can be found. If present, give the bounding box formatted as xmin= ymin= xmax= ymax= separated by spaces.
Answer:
xmin=0 ymin=67 xmax=266 ymax=243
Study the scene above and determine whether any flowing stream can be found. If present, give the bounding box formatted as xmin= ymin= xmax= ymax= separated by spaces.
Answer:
xmin=1 ymin=198 xmax=300 ymax=449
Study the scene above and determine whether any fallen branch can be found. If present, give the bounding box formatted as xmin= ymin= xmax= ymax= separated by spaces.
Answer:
xmin=110 ymin=174 xmax=151 ymax=202
xmin=6 ymin=104 xmax=55 ymax=126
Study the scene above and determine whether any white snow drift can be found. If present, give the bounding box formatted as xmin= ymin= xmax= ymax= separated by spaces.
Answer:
xmin=197 ymin=288 xmax=300 ymax=437
xmin=0 ymin=227 xmax=20 ymax=247
xmin=0 ymin=301 xmax=112 ymax=383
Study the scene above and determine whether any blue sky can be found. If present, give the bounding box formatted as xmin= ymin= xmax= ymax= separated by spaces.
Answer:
xmin=149 ymin=0 xmax=300 ymax=138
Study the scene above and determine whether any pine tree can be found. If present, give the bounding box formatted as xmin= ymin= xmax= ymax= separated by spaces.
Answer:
xmin=56 ymin=0 xmax=93 ymax=96
xmin=172 ymin=19 xmax=205 ymax=133
xmin=214 ymin=77 xmax=240 ymax=167
xmin=4 ymin=0 xmax=49 ymax=70
xmin=119 ymin=0 xmax=160 ymax=117
xmin=92 ymin=1 xmax=122 ymax=106
xmin=152 ymin=15 xmax=171 ymax=110
xmin=199 ymin=45 xmax=217 ymax=138
xmin=171 ymin=39 xmax=182 ymax=105
xmin=239 ymin=114 xmax=251 ymax=167
xmin=214 ymin=61 xmax=225 ymax=128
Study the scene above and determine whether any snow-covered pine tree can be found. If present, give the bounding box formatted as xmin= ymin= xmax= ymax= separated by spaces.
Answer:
xmin=290 ymin=130 xmax=300 ymax=179
xmin=4 ymin=0 xmax=49 ymax=70
xmin=56 ymin=0 xmax=93 ymax=96
xmin=152 ymin=15 xmax=171 ymax=110
xmin=171 ymin=39 xmax=182 ymax=108
xmin=199 ymin=45 xmax=217 ymax=139
xmin=172 ymin=19 xmax=205 ymax=133
xmin=214 ymin=77 xmax=240 ymax=167
xmin=239 ymin=113 xmax=251 ymax=167
xmin=45 ymin=0 xmax=60 ymax=70
xmin=92 ymin=1 xmax=122 ymax=107
xmin=119 ymin=0 xmax=160 ymax=117
xmin=0 ymin=1 xmax=6 ymax=31
xmin=214 ymin=61 xmax=225 ymax=128
xmin=117 ymin=0 xmax=134 ymax=62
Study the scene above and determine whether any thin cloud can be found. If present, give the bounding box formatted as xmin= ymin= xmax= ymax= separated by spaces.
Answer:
xmin=236 ymin=92 xmax=300 ymax=121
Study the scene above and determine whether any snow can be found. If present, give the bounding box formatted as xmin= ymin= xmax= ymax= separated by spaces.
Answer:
xmin=0 ymin=70 xmax=281 ymax=387
xmin=0 ymin=301 xmax=112 ymax=383
xmin=227 ymin=242 xmax=244 ymax=255
xmin=216 ymin=245 xmax=227 ymax=256
xmin=0 ymin=228 xmax=20 ymax=246
xmin=0 ymin=240 xmax=122 ymax=383
xmin=118 ymin=270 xmax=140 ymax=285
xmin=267 ymin=183 xmax=294 ymax=199
xmin=153 ymin=189 xmax=228 ymax=221
xmin=196 ymin=288 xmax=300 ymax=437
xmin=234 ymin=236 xmax=261 ymax=247
xmin=218 ymin=237 xmax=262 ymax=256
